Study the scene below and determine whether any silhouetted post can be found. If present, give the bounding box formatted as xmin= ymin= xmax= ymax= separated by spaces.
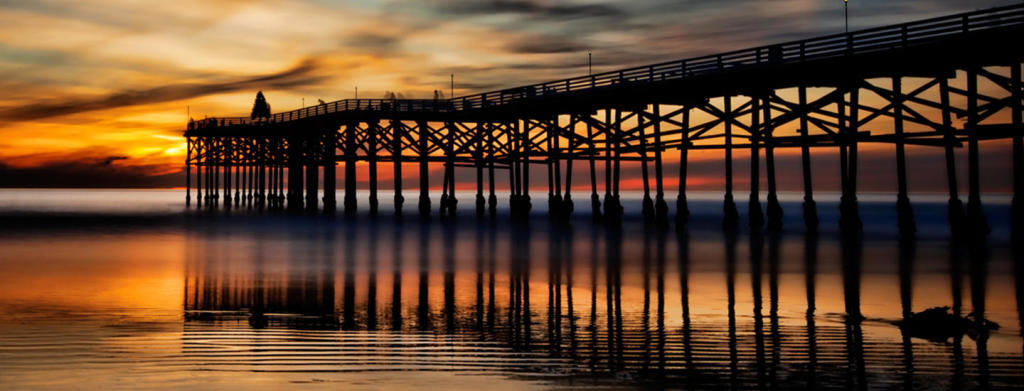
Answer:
xmin=344 ymin=122 xmax=358 ymax=216
xmin=893 ymin=76 xmax=915 ymax=233
xmin=215 ymin=139 xmax=223 ymax=207
xmin=604 ymin=110 xmax=613 ymax=218
xmin=207 ymin=140 xmax=214 ymax=207
xmin=195 ymin=142 xmax=202 ymax=207
xmin=368 ymin=120 xmax=380 ymax=216
xmin=563 ymin=127 xmax=575 ymax=221
xmin=612 ymin=109 xmax=622 ymax=219
xmin=798 ymin=86 xmax=818 ymax=229
xmin=231 ymin=148 xmax=238 ymax=207
xmin=392 ymin=120 xmax=404 ymax=217
xmin=839 ymin=88 xmax=862 ymax=231
xmin=260 ymin=148 xmax=268 ymax=207
xmin=764 ymin=94 xmax=783 ymax=229
xmin=418 ymin=120 xmax=431 ymax=218
xmin=185 ymin=148 xmax=192 ymax=206
xmin=521 ymin=119 xmax=532 ymax=216
xmin=267 ymin=153 xmax=276 ymax=209
xmin=269 ymin=156 xmax=276 ymax=209
xmin=749 ymin=96 xmax=765 ymax=229
xmin=553 ymin=117 xmax=565 ymax=220
xmin=243 ymin=158 xmax=250 ymax=208
xmin=305 ymin=137 xmax=319 ymax=213
xmin=510 ymin=121 xmax=521 ymax=215
xmin=639 ymin=110 xmax=655 ymax=222
xmin=604 ymin=108 xmax=622 ymax=221
xmin=966 ymin=68 xmax=990 ymax=234
xmin=277 ymin=159 xmax=285 ymax=209
xmin=287 ymin=137 xmax=303 ymax=211
xmin=224 ymin=139 xmax=232 ymax=210
xmin=587 ymin=120 xmax=601 ymax=219
xmin=476 ymin=123 xmax=486 ymax=219
xmin=676 ymin=107 xmax=690 ymax=227
xmin=324 ymin=131 xmax=337 ymax=213
xmin=441 ymin=121 xmax=457 ymax=218
xmin=257 ymin=140 xmax=266 ymax=208
xmin=652 ymin=105 xmax=669 ymax=224
xmin=547 ymin=119 xmax=557 ymax=219
xmin=723 ymin=96 xmax=739 ymax=228
xmin=1012 ymin=64 xmax=1023 ymax=231
xmin=441 ymin=127 xmax=451 ymax=219
xmin=201 ymin=139 xmax=208 ymax=206
xmin=487 ymin=123 xmax=498 ymax=218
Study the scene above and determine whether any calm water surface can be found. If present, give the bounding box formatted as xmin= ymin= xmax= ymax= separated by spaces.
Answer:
xmin=0 ymin=189 xmax=1022 ymax=390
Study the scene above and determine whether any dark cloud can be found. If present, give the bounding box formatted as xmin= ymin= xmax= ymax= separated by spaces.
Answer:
xmin=101 ymin=156 xmax=129 ymax=166
xmin=0 ymin=157 xmax=181 ymax=188
xmin=439 ymin=0 xmax=627 ymax=19
xmin=342 ymin=32 xmax=404 ymax=52
xmin=0 ymin=58 xmax=323 ymax=122
xmin=506 ymin=36 xmax=587 ymax=54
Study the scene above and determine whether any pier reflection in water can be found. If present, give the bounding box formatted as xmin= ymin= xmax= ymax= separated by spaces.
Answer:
xmin=182 ymin=216 xmax=1024 ymax=389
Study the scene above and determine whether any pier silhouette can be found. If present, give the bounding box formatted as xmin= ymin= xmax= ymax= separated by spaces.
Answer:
xmin=184 ymin=4 xmax=1024 ymax=236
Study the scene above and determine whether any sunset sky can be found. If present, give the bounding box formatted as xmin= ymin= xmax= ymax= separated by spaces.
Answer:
xmin=0 ymin=0 xmax=1016 ymax=191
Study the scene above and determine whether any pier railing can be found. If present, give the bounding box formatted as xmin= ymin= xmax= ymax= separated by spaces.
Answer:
xmin=191 ymin=3 xmax=1024 ymax=131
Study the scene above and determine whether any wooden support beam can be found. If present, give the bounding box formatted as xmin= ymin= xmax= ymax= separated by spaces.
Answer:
xmin=306 ymin=136 xmax=319 ymax=213
xmin=1012 ymin=63 xmax=1023 ymax=233
xmin=587 ymin=118 xmax=601 ymax=219
xmin=546 ymin=118 xmax=557 ymax=219
xmin=441 ymin=121 xmax=457 ymax=218
xmin=677 ymin=106 xmax=691 ymax=227
xmin=652 ymin=105 xmax=668 ymax=225
xmin=639 ymin=108 xmax=654 ymax=222
xmin=195 ymin=139 xmax=202 ymax=208
xmin=799 ymin=86 xmax=818 ymax=230
xmin=324 ymin=131 xmax=337 ymax=213
xmin=368 ymin=120 xmax=380 ymax=216
xmin=287 ymin=136 xmax=303 ymax=211
xmin=893 ymin=76 xmax=916 ymax=234
xmin=393 ymin=120 xmax=404 ymax=217
xmin=476 ymin=122 xmax=486 ymax=219
xmin=418 ymin=120 xmax=431 ymax=218
xmin=603 ymin=109 xmax=614 ymax=217
xmin=344 ymin=123 xmax=358 ymax=216
xmin=839 ymin=87 xmax=862 ymax=232
xmin=522 ymin=119 xmax=531 ymax=213
xmin=749 ymin=96 xmax=764 ymax=229
xmin=185 ymin=139 xmax=192 ymax=206
xmin=966 ymin=68 xmax=990 ymax=235
xmin=764 ymin=94 xmax=783 ymax=230
xmin=224 ymin=139 xmax=232 ymax=210
xmin=487 ymin=123 xmax=498 ymax=218
xmin=552 ymin=116 xmax=564 ymax=219
xmin=257 ymin=139 xmax=265 ymax=209
xmin=723 ymin=96 xmax=738 ymax=228
xmin=234 ymin=143 xmax=241 ymax=207
xmin=562 ymin=116 xmax=575 ymax=220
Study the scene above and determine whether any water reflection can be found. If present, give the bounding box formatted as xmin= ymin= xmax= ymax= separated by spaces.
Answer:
xmin=179 ymin=217 xmax=1024 ymax=389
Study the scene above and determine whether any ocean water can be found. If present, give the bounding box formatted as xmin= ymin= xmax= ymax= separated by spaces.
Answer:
xmin=0 ymin=189 xmax=1021 ymax=390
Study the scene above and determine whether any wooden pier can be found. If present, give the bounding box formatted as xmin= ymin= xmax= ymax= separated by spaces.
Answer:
xmin=184 ymin=4 xmax=1024 ymax=235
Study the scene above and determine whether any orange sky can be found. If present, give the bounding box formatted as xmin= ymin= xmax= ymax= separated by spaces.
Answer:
xmin=0 ymin=0 xmax=1017 ymax=192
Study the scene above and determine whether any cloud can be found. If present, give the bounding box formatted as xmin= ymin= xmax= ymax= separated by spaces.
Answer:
xmin=506 ymin=36 xmax=587 ymax=54
xmin=0 ymin=58 xmax=322 ymax=122
xmin=0 ymin=150 xmax=182 ymax=188
xmin=437 ymin=0 xmax=627 ymax=20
